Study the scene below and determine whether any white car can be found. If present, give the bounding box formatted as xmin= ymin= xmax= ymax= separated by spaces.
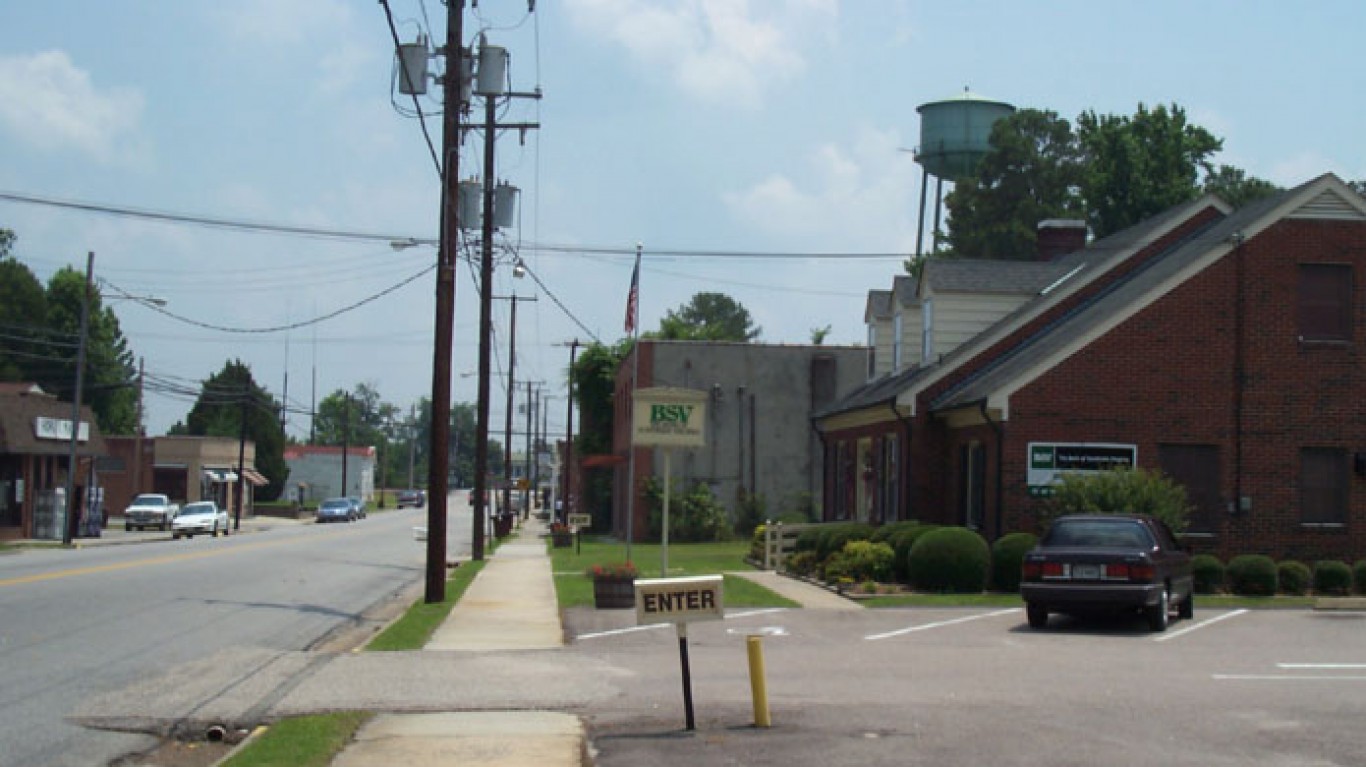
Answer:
xmin=172 ymin=501 xmax=230 ymax=539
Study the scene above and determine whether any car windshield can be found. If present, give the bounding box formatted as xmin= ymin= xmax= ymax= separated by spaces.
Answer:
xmin=322 ymin=500 xmax=349 ymax=509
xmin=181 ymin=503 xmax=214 ymax=516
xmin=132 ymin=495 xmax=166 ymax=505
xmin=1042 ymin=519 xmax=1155 ymax=549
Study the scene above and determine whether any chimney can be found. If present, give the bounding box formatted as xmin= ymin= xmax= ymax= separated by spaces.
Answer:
xmin=1036 ymin=219 xmax=1088 ymax=261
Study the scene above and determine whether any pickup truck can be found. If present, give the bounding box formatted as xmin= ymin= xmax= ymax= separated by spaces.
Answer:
xmin=124 ymin=493 xmax=180 ymax=532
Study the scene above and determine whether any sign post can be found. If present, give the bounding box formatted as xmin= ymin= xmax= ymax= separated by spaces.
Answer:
xmin=631 ymin=387 xmax=707 ymax=577
xmin=635 ymin=575 xmax=724 ymax=731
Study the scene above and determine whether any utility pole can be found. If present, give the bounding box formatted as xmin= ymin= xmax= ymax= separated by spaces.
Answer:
xmin=134 ymin=357 xmax=145 ymax=494
xmin=235 ymin=393 xmax=247 ymax=531
xmin=494 ymin=295 xmax=535 ymax=523
xmin=560 ymin=339 xmax=580 ymax=524
xmin=62 ymin=252 xmax=93 ymax=546
xmin=524 ymin=379 xmax=534 ymax=518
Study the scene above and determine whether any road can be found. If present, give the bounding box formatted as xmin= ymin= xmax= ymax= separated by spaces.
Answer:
xmin=0 ymin=495 xmax=471 ymax=767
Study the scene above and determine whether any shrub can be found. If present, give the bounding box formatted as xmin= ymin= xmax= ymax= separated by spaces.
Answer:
xmin=1226 ymin=554 xmax=1277 ymax=596
xmin=1041 ymin=467 xmax=1191 ymax=533
xmin=794 ymin=526 xmax=824 ymax=553
xmin=1355 ymin=561 xmax=1366 ymax=595
xmin=990 ymin=532 xmax=1038 ymax=593
xmin=644 ymin=479 xmax=731 ymax=542
xmin=907 ymin=527 xmax=990 ymax=593
xmin=733 ymin=490 xmax=767 ymax=538
xmin=1312 ymin=560 xmax=1353 ymax=596
xmin=1276 ymin=560 xmax=1311 ymax=596
xmin=783 ymin=550 xmax=818 ymax=577
xmin=888 ymin=525 xmax=939 ymax=583
xmin=1191 ymin=554 xmax=1225 ymax=594
xmin=748 ymin=524 xmax=766 ymax=563
xmin=823 ymin=540 xmax=895 ymax=584
xmin=815 ymin=523 xmax=875 ymax=561
xmin=871 ymin=521 xmax=923 ymax=544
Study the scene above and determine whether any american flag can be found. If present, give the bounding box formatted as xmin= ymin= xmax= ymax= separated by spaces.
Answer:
xmin=624 ymin=249 xmax=640 ymax=335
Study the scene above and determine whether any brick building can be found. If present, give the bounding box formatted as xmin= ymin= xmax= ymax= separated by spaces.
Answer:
xmin=816 ymin=173 xmax=1366 ymax=562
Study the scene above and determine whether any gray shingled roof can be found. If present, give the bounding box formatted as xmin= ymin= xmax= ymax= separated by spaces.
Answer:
xmin=931 ymin=182 xmax=1308 ymax=412
xmin=924 ymin=258 xmax=1071 ymax=294
xmin=812 ymin=363 xmax=926 ymax=420
xmin=864 ymin=289 xmax=892 ymax=322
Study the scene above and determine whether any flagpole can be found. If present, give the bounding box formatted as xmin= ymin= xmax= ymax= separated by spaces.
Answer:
xmin=624 ymin=242 xmax=641 ymax=565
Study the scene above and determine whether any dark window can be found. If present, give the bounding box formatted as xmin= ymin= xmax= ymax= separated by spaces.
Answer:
xmin=1300 ymin=447 xmax=1348 ymax=524
xmin=1297 ymin=264 xmax=1353 ymax=342
xmin=883 ymin=435 xmax=900 ymax=522
xmin=1158 ymin=444 xmax=1222 ymax=534
xmin=961 ymin=443 xmax=985 ymax=530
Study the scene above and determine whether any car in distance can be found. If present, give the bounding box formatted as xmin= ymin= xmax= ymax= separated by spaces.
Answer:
xmin=396 ymin=489 xmax=426 ymax=508
xmin=171 ymin=501 xmax=230 ymax=539
xmin=1020 ymin=514 xmax=1194 ymax=632
xmin=316 ymin=497 xmax=356 ymax=523
xmin=124 ymin=493 xmax=179 ymax=532
xmin=347 ymin=496 xmax=367 ymax=520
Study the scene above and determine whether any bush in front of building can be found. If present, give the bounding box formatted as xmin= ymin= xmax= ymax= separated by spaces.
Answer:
xmin=1312 ymin=560 xmax=1353 ymax=596
xmin=733 ymin=490 xmax=767 ymax=538
xmin=870 ymin=520 xmax=922 ymax=544
xmin=1355 ymin=561 xmax=1366 ymax=595
xmin=813 ymin=522 xmax=875 ymax=561
xmin=990 ymin=532 xmax=1038 ymax=593
xmin=643 ymin=479 xmax=731 ymax=542
xmin=907 ymin=527 xmax=990 ymax=593
xmin=1041 ymin=467 xmax=1191 ymax=533
xmin=783 ymin=549 xmax=819 ymax=578
xmin=888 ymin=524 xmax=940 ymax=583
xmin=1226 ymin=554 xmax=1278 ymax=596
xmin=1276 ymin=560 xmax=1312 ymax=596
xmin=1191 ymin=554 xmax=1225 ymax=594
xmin=824 ymin=540 xmax=895 ymax=584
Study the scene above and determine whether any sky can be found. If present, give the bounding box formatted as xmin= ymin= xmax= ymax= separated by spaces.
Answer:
xmin=2 ymin=1 xmax=1363 ymax=441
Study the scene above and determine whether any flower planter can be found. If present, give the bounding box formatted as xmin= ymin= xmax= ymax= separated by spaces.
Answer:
xmin=551 ymin=531 xmax=573 ymax=548
xmin=592 ymin=576 xmax=636 ymax=609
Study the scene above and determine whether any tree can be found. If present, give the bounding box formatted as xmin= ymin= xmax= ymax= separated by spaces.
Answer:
xmin=43 ymin=267 xmax=138 ymax=434
xmin=1041 ymin=468 xmax=1191 ymax=534
xmin=0 ymin=235 xmax=49 ymax=382
xmin=182 ymin=360 xmax=288 ymax=500
xmin=656 ymin=292 xmax=760 ymax=341
xmin=1076 ymin=103 xmax=1222 ymax=237
xmin=571 ymin=340 xmax=632 ymax=527
xmin=1202 ymin=165 xmax=1281 ymax=209
xmin=944 ymin=109 xmax=1085 ymax=259
xmin=810 ymin=325 xmax=831 ymax=345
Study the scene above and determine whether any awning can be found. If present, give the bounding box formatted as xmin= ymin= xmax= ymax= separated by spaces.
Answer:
xmin=242 ymin=468 xmax=268 ymax=486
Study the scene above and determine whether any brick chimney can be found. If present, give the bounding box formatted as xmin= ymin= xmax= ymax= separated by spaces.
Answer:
xmin=1036 ymin=219 xmax=1088 ymax=261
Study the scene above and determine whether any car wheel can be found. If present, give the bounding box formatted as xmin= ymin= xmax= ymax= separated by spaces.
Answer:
xmin=1178 ymin=590 xmax=1193 ymax=620
xmin=1146 ymin=587 xmax=1170 ymax=632
xmin=172 ymin=532 xmax=180 ymax=540
xmin=1026 ymin=603 xmax=1048 ymax=629
xmin=125 ymin=523 xmax=132 ymax=532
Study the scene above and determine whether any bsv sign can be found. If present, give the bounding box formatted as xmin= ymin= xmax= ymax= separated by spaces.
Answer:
xmin=633 ymin=387 xmax=707 ymax=448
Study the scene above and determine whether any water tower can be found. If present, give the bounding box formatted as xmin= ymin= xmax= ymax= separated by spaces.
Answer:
xmin=913 ymin=89 xmax=1015 ymax=257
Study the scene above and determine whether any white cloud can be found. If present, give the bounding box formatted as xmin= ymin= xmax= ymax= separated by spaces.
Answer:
xmin=566 ymin=0 xmax=831 ymax=105
xmin=723 ymin=126 xmax=918 ymax=252
xmin=0 ymin=50 xmax=144 ymax=161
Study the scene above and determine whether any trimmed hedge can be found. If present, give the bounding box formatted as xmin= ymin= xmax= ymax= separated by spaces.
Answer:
xmin=907 ymin=527 xmax=990 ymax=593
xmin=1312 ymin=560 xmax=1353 ymax=596
xmin=1276 ymin=561 xmax=1311 ymax=596
xmin=824 ymin=540 xmax=895 ymax=583
xmin=990 ymin=532 xmax=1038 ymax=593
xmin=888 ymin=525 xmax=940 ymax=583
xmin=1226 ymin=555 xmax=1277 ymax=596
xmin=814 ymin=523 xmax=875 ymax=561
xmin=1355 ymin=561 xmax=1366 ymax=595
xmin=870 ymin=521 xmax=923 ymax=544
xmin=1191 ymin=554 xmax=1225 ymax=594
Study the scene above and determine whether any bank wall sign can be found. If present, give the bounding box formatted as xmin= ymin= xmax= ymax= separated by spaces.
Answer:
xmin=1027 ymin=442 xmax=1136 ymax=497
xmin=632 ymin=387 xmax=707 ymax=448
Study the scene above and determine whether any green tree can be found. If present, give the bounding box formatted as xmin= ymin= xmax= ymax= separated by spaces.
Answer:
xmin=1041 ymin=468 xmax=1192 ymax=534
xmin=182 ymin=360 xmax=288 ymax=500
xmin=571 ymin=340 xmax=632 ymax=526
xmin=809 ymin=325 xmax=831 ymax=345
xmin=1202 ymin=165 xmax=1281 ymax=208
xmin=1076 ymin=103 xmax=1222 ymax=237
xmin=944 ymin=109 xmax=1085 ymax=259
xmin=43 ymin=267 xmax=138 ymax=434
xmin=0 ymin=234 xmax=50 ymax=382
xmin=656 ymin=292 xmax=760 ymax=341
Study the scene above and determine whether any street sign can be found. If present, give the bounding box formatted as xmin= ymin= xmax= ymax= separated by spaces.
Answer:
xmin=631 ymin=387 xmax=708 ymax=448
xmin=634 ymin=575 xmax=725 ymax=625
xmin=567 ymin=513 xmax=591 ymax=529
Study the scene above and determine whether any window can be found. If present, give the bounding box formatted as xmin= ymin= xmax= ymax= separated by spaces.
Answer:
xmin=960 ymin=442 xmax=986 ymax=530
xmin=867 ymin=324 xmax=877 ymax=377
xmin=1158 ymin=444 xmax=1221 ymax=534
xmin=883 ymin=435 xmax=900 ymax=522
xmin=921 ymin=299 xmax=934 ymax=364
xmin=1300 ymin=447 xmax=1348 ymax=525
xmin=1297 ymin=264 xmax=1353 ymax=342
xmin=892 ymin=314 xmax=903 ymax=370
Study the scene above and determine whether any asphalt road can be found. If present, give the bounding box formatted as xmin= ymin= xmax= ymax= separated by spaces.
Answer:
xmin=0 ymin=496 xmax=472 ymax=767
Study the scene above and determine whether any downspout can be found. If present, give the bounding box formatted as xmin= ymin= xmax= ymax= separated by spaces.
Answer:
xmin=811 ymin=417 xmax=829 ymax=521
xmin=889 ymin=399 xmax=914 ymax=522
xmin=979 ymin=400 xmax=1004 ymax=542
xmin=1231 ymin=231 xmax=1246 ymax=519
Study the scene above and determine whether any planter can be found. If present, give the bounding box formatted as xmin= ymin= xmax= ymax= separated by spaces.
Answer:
xmin=593 ymin=576 xmax=637 ymax=609
xmin=551 ymin=531 xmax=573 ymax=548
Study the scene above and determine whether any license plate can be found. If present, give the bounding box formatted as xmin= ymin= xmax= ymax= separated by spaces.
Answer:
xmin=1072 ymin=564 xmax=1100 ymax=579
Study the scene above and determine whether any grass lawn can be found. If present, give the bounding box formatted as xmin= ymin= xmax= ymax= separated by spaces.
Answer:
xmin=550 ymin=536 xmax=797 ymax=609
xmin=365 ymin=559 xmax=487 ymax=651
xmin=220 ymin=712 xmax=371 ymax=767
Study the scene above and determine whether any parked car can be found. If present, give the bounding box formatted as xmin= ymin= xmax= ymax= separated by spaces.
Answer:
xmin=347 ymin=496 xmax=367 ymax=519
xmin=1020 ymin=514 xmax=1194 ymax=632
xmin=171 ymin=501 xmax=230 ymax=539
xmin=316 ymin=497 xmax=356 ymax=523
xmin=124 ymin=493 xmax=179 ymax=532
xmin=396 ymin=489 xmax=426 ymax=508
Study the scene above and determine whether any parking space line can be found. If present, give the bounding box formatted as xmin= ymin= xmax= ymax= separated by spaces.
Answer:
xmin=1152 ymin=608 xmax=1247 ymax=642
xmin=864 ymin=608 xmax=1018 ymax=641
xmin=1214 ymin=674 xmax=1366 ymax=682
xmin=1278 ymin=663 xmax=1366 ymax=669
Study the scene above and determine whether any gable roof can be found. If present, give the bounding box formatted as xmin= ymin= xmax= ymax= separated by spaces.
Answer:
xmin=864 ymin=290 xmax=892 ymax=323
xmin=923 ymin=258 xmax=1071 ymax=295
xmin=931 ymin=174 xmax=1356 ymax=415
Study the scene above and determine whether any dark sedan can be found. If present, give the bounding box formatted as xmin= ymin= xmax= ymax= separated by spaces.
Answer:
xmin=396 ymin=489 xmax=426 ymax=508
xmin=1020 ymin=514 xmax=1193 ymax=632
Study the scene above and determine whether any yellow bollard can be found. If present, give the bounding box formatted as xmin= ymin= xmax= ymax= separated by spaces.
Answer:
xmin=747 ymin=635 xmax=771 ymax=728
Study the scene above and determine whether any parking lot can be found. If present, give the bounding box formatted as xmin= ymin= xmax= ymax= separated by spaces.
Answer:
xmin=570 ymin=605 xmax=1366 ymax=766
